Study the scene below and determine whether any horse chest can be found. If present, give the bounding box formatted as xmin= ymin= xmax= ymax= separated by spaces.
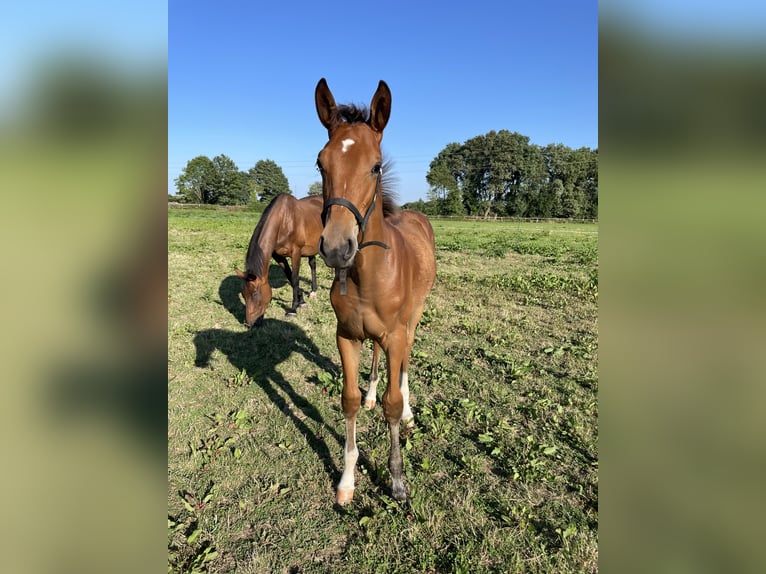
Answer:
xmin=331 ymin=288 xmax=390 ymax=341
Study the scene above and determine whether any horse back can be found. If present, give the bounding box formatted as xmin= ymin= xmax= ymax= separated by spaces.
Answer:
xmin=296 ymin=196 xmax=324 ymax=255
xmin=273 ymin=194 xmax=323 ymax=257
xmin=387 ymin=210 xmax=436 ymax=291
xmin=394 ymin=210 xmax=435 ymax=247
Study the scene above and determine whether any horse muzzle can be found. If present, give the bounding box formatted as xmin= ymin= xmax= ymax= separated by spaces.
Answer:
xmin=319 ymin=233 xmax=358 ymax=269
xmin=245 ymin=314 xmax=264 ymax=329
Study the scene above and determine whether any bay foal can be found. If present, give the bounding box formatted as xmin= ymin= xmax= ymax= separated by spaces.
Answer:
xmin=315 ymin=78 xmax=436 ymax=504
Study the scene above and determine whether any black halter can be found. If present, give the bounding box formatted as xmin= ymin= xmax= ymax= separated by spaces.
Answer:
xmin=321 ymin=173 xmax=390 ymax=250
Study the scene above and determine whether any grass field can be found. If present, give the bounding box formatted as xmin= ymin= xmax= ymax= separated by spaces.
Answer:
xmin=168 ymin=207 xmax=598 ymax=573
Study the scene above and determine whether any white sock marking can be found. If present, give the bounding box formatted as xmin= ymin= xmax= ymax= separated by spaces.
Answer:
xmin=341 ymin=138 xmax=355 ymax=153
xmin=338 ymin=419 xmax=358 ymax=492
xmin=365 ymin=375 xmax=379 ymax=406
xmin=400 ymin=372 xmax=413 ymax=421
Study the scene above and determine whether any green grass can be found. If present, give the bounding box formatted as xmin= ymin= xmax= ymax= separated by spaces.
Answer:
xmin=168 ymin=208 xmax=598 ymax=573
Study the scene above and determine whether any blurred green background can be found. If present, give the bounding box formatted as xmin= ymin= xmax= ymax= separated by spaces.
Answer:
xmin=1 ymin=2 xmax=166 ymax=573
xmin=600 ymin=2 xmax=766 ymax=573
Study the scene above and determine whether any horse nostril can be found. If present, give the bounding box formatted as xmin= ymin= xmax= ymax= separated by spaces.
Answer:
xmin=343 ymin=238 xmax=354 ymax=260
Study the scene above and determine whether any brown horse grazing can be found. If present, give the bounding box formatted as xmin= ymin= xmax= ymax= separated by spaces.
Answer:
xmin=236 ymin=193 xmax=323 ymax=328
xmin=314 ymin=78 xmax=436 ymax=504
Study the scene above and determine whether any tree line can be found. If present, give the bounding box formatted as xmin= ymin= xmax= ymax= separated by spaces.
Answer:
xmin=172 ymin=155 xmax=294 ymax=205
xmin=420 ymin=130 xmax=597 ymax=219
xmin=172 ymin=130 xmax=597 ymax=219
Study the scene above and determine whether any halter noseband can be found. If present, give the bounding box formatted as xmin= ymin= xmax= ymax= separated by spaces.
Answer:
xmin=321 ymin=173 xmax=390 ymax=250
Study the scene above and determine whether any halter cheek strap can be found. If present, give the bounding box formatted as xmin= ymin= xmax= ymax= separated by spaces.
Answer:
xmin=321 ymin=174 xmax=390 ymax=250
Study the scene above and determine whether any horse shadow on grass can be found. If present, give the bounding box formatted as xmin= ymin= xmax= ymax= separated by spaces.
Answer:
xmin=195 ymin=275 xmax=378 ymax=497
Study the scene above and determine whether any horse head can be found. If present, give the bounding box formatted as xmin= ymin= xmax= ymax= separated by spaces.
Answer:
xmin=235 ymin=268 xmax=271 ymax=328
xmin=314 ymin=78 xmax=391 ymax=270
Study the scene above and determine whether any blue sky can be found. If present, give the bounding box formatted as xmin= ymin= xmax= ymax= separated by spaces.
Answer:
xmin=169 ymin=0 xmax=598 ymax=204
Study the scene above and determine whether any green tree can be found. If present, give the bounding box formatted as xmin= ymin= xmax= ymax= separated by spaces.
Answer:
xmin=308 ymin=181 xmax=323 ymax=196
xmin=541 ymin=144 xmax=598 ymax=219
xmin=426 ymin=142 xmax=467 ymax=215
xmin=429 ymin=133 xmax=597 ymax=219
xmin=560 ymin=182 xmax=586 ymax=219
xmin=537 ymin=178 xmax=564 ymax=218
xmin=577 ymin=147 xmax=598 ymax=218
xmin=174 ymin=155 xmax=217 ymax=203
xmin=211 ymin=154 xmax=248 ymax=205
xmin=248 ymin=159 xmax=291 ymax=202
xmin=515 ymin=142 xmax=546 ymax=216
xmin=483 ymin=130 xmax=540 ymax=217
xmin=460 ymin=134 xmax=493 ymax=216
xmin=238 ymin=170 xmax=258 ymax=204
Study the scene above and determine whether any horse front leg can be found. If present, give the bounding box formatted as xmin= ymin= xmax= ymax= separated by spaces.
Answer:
xmin=271 ymin=253 xmax=297 ymax=317
xmin=336 ymin=334 xmax=362 ymax=505
xmin=289 ymin=249 xmax=306 ymax=314
xmin=382 ymin=335 xmax=407 ymax=502
xmin=273 ymin=253 xmax=291 ymax=281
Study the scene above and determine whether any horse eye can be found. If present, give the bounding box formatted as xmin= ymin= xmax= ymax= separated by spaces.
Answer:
xmin=372 ymin=162 xmax=382 ymax=175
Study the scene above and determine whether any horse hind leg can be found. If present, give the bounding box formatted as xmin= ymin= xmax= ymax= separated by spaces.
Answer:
xmin=400 ymin=311 xmax=425 ymax=426
xmin=364 ymin=341 xmax=381 ymax=410
xmin=397 ymin=338 xmax=415 ymax=427
xmin=388 ymin=420 xmax=406 ymax=501
xmin=295 ymin=252 xmax=308 ymax=310
xmin=400 ymin=369 xmax=414 ymax=427
xmin=382 ymin=337 xmax=408 ymax=501
xmin=307 ymin=255 xmax=317 ymax=298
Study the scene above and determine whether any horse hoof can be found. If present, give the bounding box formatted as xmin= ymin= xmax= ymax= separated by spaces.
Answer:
xmin=391 ymin=483 xmax=407 ymax=502
xmin=336 ymin=489 xmax=354 ymax=505
xmin=285 ymin=311 xmax=297 ymax=318
xmin=308 ymin=291 xmax=317 ymax=299
xmin=364 ymin=399 xmax=376 ymax=410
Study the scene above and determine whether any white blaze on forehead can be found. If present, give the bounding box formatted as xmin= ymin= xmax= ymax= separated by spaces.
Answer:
xmin=341 ymin=138 xmax=355 ymax=153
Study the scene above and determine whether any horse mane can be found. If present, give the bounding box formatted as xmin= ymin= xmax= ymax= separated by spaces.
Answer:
xmin=244 ymin=194 xmax=284 ymax=278
xmin=379 ymin=158 xmax=400 ymax=218
xmin=331 ymin=103 xmax=370 ymax=126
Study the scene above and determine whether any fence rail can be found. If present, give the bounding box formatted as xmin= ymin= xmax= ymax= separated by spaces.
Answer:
xmin=168 ymin=202 xmax=597 ymax=224
xmin=168 ymin=202 xmax=254 ymax=211
xmin=426 ymin=215 xmax=597 ymax=224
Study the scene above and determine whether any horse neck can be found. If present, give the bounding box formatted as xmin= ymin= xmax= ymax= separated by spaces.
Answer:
xmin=247 ymin=203 xmax=282 ymax=277
xmin=354 ymin=198 xmax=389 ymax=276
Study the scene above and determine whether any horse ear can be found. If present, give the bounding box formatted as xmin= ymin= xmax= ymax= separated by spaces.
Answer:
xmin=315 ymin=78 xmax=337 ymax=132
xmin=369 ymin=80 xmax=391 ymax=133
